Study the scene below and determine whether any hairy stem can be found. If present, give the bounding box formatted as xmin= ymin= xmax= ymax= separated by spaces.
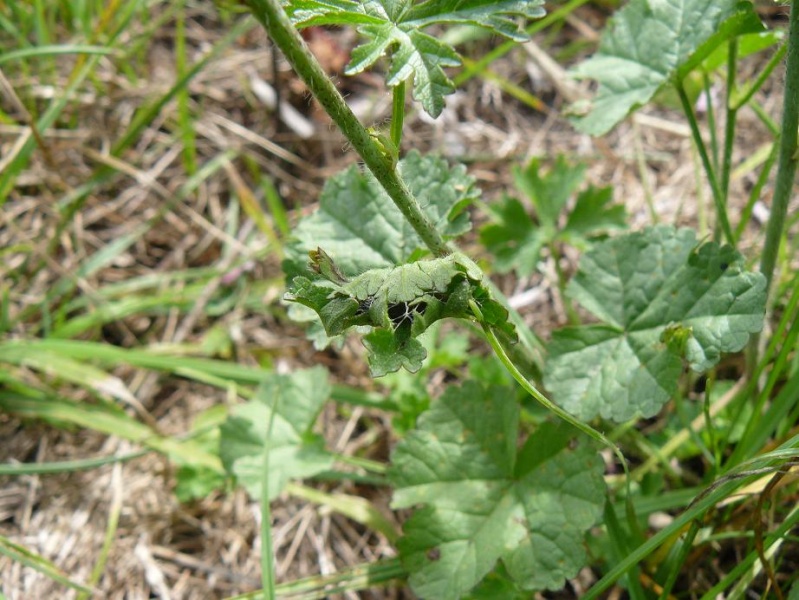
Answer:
xmin=748 ymin=3 xmax=799 ymax=372
xmin=760 ymin=2 xmax=799 ymax=297
xmin=246 ymin=0 xmax=449 ymax=257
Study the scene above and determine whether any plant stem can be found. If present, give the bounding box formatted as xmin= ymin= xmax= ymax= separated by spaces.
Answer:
xmin=720 ymin=39 xmax=738 ymax=204
xmin=390 ymin=81 xmax=405 ymax=150
xmin=702 ymin=72 xmax=720 ymax=175
xmin=550 ymin=243 xmax=579 ymax=325
xmin=675 ymin=80 xmax=735 ymax=245
xmin=735 ymin=142 xmax=778 ymax=243
xmin=632 ymin=118 xmax=658 ymax=223
xmin=246 ymin=0 xmax=449 ymax=257
xmin=760 ymin=1 xmax=799 ymax=298
xmin=747 ymin=2 xmax=799 ymax=372
xmin=245 ymin=0 xmax=549 ymax=376
xmin=261 ymin=389 xmax=278 ymax=600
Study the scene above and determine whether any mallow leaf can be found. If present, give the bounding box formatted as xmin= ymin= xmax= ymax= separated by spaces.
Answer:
xmin=284 ymin=151 xmax=476 ymax=279
xmin=544 ymin=226 xmax=766 ymax=422
xmin=219 ymin=366 xmax=333 ymax=500
xmin=284 ymin=1 xmax=545 ymax=116
xmin=389 ymin=382 xmax=605 ymax=598
xmin=481 ymin=156 xmax=625 ymax=277
xmin=285 ymin=250 xmax=516 ymax=376
xmin=570 ymin=0 xmax=765 ymax=135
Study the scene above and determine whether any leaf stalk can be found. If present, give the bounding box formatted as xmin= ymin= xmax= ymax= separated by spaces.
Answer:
xmin=474 ymin=303 xmax=629 ymax=483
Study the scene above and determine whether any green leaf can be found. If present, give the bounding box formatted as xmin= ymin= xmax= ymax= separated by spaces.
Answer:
xmin=544 ymin=226 xmax=766 ymax=422
xmin=570 ymin=0 xmax=765 ymax=135
xmin=284 ymin=151 xmax=476 ymax=279
xmin=286 ymin=251 xmax=515 ymax=375
xmin=284 ymin=1 xmax=545 ymax=116
xmin=562 ymin=185 xmax=627 ymax=246
xmin=480 ymin=156 xmax=625 ymax=276
xmin=389 ymin=382 xmax=605 ymax=597
xmin=406 ymin=1 xmax=544 ymax=41
xmin=364 ymin=328 xmax=427 ymax=376
xmin=219 ymin=366 xmax=333 ymax=500
xmin=465 ymin=565 xmax=530 ymax=600
xmin=514 ymin=156 xmax=585 ymax=228
xmin=175 ymin=405 xmax=228 ymax=502
xmin=480 ymin=197 xmax=543 ymax=276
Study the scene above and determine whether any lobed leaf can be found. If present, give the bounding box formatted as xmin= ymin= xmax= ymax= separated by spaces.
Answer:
xmin=570 ymin=0 xmax=765 ymax=135
xmin=389 ymin=382 xmax=605 ymax=597
xmin=284 ymin=0 xmax=545 ymax=116
xmin=479 ymin=196 xmax=543 ymax=276
xmin=544 ymin=226 xmax=766 ymax=422
xmin=562 ymin=185 xmax=626 ymax=245
xmin=481 ymin=156 xmax=625 ymax=277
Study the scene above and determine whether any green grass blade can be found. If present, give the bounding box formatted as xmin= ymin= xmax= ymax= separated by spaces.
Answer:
xmin=453 ymin=0 xmax=592 ymax=86
xmin=0 ymin=392 xmax=223 ymax=472
xmin=286 ymin=483 xmax=399 ymax=542
xmin=224 ymin=559 xmax=406 ymax=600
xmin=0 ymin=449 xmax=148 ymax=475
xmin=76 ymin=464 xmax=123 ymax=600
xmin=699 ymin=503 xmax=799 ymax=599
xmin=0 ymin=0 xmax=143 ymax=203
xmin=0 ymin=339 xmax=390 ymax=408
xmin=0 ymin=44 xmax=116 ymax=65
xmin=110 ymin=16 xmax=255 ymax=157
xmin=584 ymin=444 xmax=799 ymax=599
xmin=175 ymin=0 xmax=197 ymax=174
xmin=0 ymin=535 xmax=93 ymax=594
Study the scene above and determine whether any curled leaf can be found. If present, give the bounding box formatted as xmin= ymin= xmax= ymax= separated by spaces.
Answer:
xmin=286 ymin=251 xmax=516 ymax=376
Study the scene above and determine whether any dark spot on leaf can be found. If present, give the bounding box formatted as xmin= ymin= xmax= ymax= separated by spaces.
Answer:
xmin=426 ymin=548 xmax=441 ymax=561
xmin=354 ymin=295 xmax=374 ymax=316
xmin=720 ymin=262 xmax=729 ymax=271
